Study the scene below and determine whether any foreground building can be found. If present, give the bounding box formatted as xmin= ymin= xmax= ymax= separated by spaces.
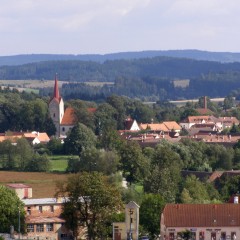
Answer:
xmin=6 ymin=184 xmax=72 ymax=240
xmin=22 ymin=198 xmax=67 ymax=240
xmin=113 ymin=201 xmax=140 ymax=240
xmin=161 ymin=203 xmax=239 ymax=240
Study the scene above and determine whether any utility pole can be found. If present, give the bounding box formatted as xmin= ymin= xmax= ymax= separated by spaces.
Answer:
xmin=18 ymin=206 xmax=20 ymax=240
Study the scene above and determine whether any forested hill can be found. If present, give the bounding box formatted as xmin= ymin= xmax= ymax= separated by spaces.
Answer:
xmin=3 ymin=56 xmax=240 ymax=101
xmin=2 ymin=50 xmax=240 ymax=66
xmin=1 ymin=56 xmax=240 ymax=81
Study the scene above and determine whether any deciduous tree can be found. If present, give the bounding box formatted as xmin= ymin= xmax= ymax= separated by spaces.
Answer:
xmin=56 ymin=172 xmax=123 ymax=240
xmin=0 ymin=185 xmax=25 ymax=233
xmin=64 ymin=123 xmax=96 ymax=155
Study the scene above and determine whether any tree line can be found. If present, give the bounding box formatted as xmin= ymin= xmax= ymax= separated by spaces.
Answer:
xmin=3 ymin=56 xmax=240 ymax=100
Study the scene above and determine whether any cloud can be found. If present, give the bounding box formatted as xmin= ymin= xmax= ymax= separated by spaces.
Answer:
xmin=1 ymin=0 xmax=240 ymax=54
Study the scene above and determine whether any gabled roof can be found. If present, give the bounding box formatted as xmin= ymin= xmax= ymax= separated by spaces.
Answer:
xmin=196 ymin=108 xmax=213 ymax=115
xmin=140 ymin=123 xmax=169 ymax=132
xmin=162 ymin=204 xmax=240 ymax=227
xmin=23 ymin=132 xmax=50 ymax=143
xmin=61 ymin=107 xmax=77 ymax=125
xmin=187 ymin=115 xmax=212 ymax=123
xmin=163 ymin=121 xmax=181 ymax=131
xmin=6 ymin=183 xmax=31 ymax=189
xmin=219 ymin=117 xmax=239 ymax=124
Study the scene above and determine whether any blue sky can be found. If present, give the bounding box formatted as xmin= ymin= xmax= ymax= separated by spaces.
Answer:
xmin=1 ymin=0 xmax=240 ymax=55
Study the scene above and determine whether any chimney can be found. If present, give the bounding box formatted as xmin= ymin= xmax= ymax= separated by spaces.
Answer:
xmin=204 ymin=96 xmax=207 ymax=109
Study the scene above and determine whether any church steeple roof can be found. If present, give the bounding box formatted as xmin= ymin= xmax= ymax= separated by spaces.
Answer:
xmin=53 ymin=73 xmax=60 ymax=101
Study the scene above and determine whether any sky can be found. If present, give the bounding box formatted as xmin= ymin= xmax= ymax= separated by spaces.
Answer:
xmin=1 ymin=0 xmax=240 ymax=55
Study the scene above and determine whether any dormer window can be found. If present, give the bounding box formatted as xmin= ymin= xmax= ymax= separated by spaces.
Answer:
xmin=27 ymin=207 xmax=31 ymax=215
xmin=50 ymin=205 xmax=54 ymax=212
xmin=39 ymin=206 xmax=43 ymax=213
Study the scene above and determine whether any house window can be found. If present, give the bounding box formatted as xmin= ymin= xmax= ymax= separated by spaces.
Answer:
xmin=36 ymin=224 xmax=44 ymax=232
xmin=62 ymin=127 xmax=65 ymax=132
xmin=39 ymin=206 xmax=43 ymax=213
xmin=50 ymin=205 xmax=54 ymax=212
xmin=221 ymin=232 xmax=226 ymax=240
xmin=27 ymin=224 xmax=34 ymax=232
xmin=27 ymin=207 xmax=31 ymax=215
xmin=61 ymin=234 xmax=68 ymax=240
xmin=199 ymin=231 xmax=205 ymax=240
xmin=231 ymin=232 xmax=236 ymax=240
xmin=169 ymin=233 xmax=175 ymax=240
xmin=46 ymin=223 xmax=53 ymax=232
xmin=53 ymin=113 xmax=55 ymax=118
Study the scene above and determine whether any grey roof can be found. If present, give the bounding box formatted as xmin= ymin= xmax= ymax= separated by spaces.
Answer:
xmin=22 ymin=198 xmax=65 ymax=205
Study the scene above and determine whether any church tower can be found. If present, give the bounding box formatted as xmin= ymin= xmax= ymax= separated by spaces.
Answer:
xmin=49 ymin=74 xmax=64 ymax=137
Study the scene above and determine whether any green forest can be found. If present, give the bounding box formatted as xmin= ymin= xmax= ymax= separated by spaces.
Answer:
xmin=2 ymin=56 xmax=240 ymax=101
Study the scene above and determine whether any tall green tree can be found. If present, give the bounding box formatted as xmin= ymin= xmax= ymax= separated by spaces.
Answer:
xmin=79 ymin=148 xmax=120 ymax=175
xmin=25 ymin=153 xmax=50 ymax=172
xmin=140 ymin=194 xmax=165 ymax=238
xmin=0 ymin=139 xmax=17 ymax=170
xmin=56 ymin=172 xmax=123 ymax=240
xmin=0 ymin=185 xmax=25 ymax=233
xmin=144 ymin=143 xmax=182 ymax=202
xmin=120 ymin=141 xmax=150 ymax=184
xmin=64 ymin=123 xmax=96 ymax=155
xmin=16 ymin=138 xmax=34 ymax=171
xmin=180 ymin=175 xmax=210 ymax=203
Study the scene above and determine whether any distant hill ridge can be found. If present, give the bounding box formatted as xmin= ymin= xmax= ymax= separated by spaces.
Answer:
xmin=2 ymin=50 xmax=240 ymax=66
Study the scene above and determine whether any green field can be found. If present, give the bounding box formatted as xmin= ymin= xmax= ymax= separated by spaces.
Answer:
xmin=49 ymin=155 xmax=70 ymax=172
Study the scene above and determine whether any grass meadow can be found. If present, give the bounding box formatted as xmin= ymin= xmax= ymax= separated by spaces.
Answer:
xmin=49 ymin=155 xmax=70 ymax=172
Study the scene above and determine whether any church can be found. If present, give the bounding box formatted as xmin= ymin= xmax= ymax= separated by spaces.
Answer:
xmin=48 ymin=75 xmax=77 ymax=138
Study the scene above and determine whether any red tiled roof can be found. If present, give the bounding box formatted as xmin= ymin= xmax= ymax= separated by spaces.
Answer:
xmin=219 ymin=117 xmax=240 ymax=124
xmin=87 ymin=107 xmax=97 ymax=113
xmin=196 ymin=108 xmax=213 ymax=115
xmin=61 ymin=107 xmax=77 ymax=125
xmin=187 ymin=116 xmax=212 ymax=123
xmin=140 ymin=123 xmax=169 ymax=132
xmin=6 ymin=183 xmax=31 ymax=189
xmin=163 ymin=121 xmax=181 ymax=131
xmin=23 ymin=132 xmax=50 ymax=143
xmin=163 ymin=204 xmax=240 ymax=227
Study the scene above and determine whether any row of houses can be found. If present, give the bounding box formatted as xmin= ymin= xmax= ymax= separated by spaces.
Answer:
xmin=0 ymin=131 xmax=50 ymax=145
xmin=119 ymin=115 xmax=240 ymax=147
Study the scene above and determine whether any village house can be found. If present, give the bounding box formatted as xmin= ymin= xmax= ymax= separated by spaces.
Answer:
xmin=6 ymin=183 xmax=32 ymax=199
xmin=6 ymin=184 xmax=73 ymax=240
xmin=161 ymin=203 xmax=240 ymax=240
xmin=0 ymin=131 xmax=50 ymax=145
xmin=22 ymin=197 xmax=70 ymax=240
xmin=124 ymin=117 xmax=140 ymax=131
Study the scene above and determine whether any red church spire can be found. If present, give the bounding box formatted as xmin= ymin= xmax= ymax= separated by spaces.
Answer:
xmin=53 ymin=73 xmax=60 ymax=100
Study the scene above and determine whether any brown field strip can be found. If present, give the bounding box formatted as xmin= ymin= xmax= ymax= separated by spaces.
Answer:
xmin=0 ymin=171 xmax=70 ymax=198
